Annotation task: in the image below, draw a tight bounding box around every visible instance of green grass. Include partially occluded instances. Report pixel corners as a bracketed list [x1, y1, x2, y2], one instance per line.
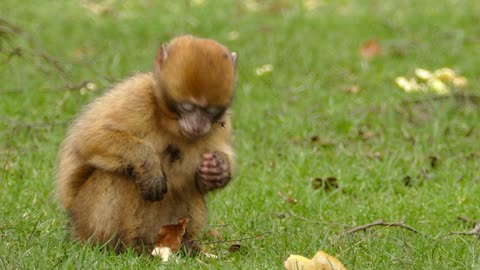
[1, 0, 480, 269]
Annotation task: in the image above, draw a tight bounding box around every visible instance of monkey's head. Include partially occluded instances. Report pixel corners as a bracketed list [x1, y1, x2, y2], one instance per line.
[153, 35, 237, 139]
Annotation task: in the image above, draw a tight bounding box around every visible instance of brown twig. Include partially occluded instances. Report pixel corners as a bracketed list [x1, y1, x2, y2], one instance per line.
[343, 219, 424, 236]
[20, 47, 71, 81]
[201, 231, 271, 245]
[0, 18, 71, 82]
[457, 216, 480, 226]
[448, 223, 480, 237]
[1, 127, 16, 184]
[207, 223, 231, 228]
[335, 219, 427, 258]
[277, 191, 298, 204]
[287, 210, 349, 228]
[0, 17, 24, 35]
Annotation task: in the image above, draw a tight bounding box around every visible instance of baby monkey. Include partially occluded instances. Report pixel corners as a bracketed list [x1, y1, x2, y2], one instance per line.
[56, 35, 237, 253]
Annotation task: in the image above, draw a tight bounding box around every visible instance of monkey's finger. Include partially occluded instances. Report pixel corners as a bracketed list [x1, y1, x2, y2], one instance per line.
[203, 153, 215, 160]
[217, 161, 228, 172]
[214, 178, 228, 188]
[200, 177, 218, 188]
[201, 173, 228, 182]
[202, 159, 217, 168]
[199, 166, 220, 175]
[209, 177, 229, 188]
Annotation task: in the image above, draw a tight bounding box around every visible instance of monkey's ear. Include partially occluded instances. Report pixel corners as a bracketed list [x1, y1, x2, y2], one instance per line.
[154, 43, 169, 77]
[155, 44, 169, 67]
[231, 52, 238, 67]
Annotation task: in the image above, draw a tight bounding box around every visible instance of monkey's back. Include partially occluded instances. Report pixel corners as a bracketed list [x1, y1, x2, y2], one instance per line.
[56, 73, 158, 209]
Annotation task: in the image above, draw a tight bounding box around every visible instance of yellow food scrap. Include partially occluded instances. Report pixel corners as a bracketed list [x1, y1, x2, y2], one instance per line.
[395, 67, 467, 95]
[284, 251, 347, 270]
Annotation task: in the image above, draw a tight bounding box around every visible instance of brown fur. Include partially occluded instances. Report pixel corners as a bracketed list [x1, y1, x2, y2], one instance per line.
[56, 35, 236, 254]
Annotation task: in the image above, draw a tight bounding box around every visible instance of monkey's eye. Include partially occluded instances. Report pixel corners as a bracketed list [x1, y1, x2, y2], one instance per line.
[206, 107, 226, 121]
[179, 103, 195, 112]
[206, 107, 221, 116]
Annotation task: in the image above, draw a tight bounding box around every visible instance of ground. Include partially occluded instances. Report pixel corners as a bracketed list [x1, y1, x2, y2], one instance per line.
[1, 1, 480, 269]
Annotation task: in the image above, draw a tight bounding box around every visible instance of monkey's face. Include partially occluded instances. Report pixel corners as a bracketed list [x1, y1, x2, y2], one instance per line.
[154, 36, 237, 139]
[163, 94, 228, 138]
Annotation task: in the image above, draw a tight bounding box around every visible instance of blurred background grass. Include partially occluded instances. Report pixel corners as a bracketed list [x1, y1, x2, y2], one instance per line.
[1, 1, 480, 269]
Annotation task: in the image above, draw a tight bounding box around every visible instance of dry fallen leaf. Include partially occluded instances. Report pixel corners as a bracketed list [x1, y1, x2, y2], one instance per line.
[284, 250, 348, 270]
[81, 0, 113, 15]
[342, 85, 361, 94]
[359, 39, 382, 60]
[310, 135, 336, 147]
[359, 129, 375, 140]
[311, 135, 321, 142]
[403, 175, 413, 187]
[366, 151, 382, 160]
[277, 191, 298, 204]
[152, 218, 189, 261]
[311, 177, 339, 191]
[429, 155, 439, 168]
[228, 244, 242, 253]
[71, 46, 97, 59]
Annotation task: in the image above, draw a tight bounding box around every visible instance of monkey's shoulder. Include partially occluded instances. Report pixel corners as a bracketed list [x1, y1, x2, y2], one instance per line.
[94, 73, 156, 113]
[72, 73, 157, 129]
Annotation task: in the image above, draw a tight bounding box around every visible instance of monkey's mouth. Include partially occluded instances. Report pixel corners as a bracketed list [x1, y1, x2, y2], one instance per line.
[179, 129, 209, 139]
[178, 120, 211, 139]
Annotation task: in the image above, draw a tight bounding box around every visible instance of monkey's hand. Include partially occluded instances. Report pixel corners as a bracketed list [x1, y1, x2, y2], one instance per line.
[197, 152, 231, 192]
[133, 156, 168, 201]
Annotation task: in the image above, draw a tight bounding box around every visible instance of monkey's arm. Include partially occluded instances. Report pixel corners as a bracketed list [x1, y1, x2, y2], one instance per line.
[75, 125, 167, 201]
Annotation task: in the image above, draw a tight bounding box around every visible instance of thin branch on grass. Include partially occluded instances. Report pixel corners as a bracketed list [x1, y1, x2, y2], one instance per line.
[27, 216, 42, 243]
[201, 231, 271, 245]
[13, 47, 71, 82]
[0, 17, 72, 82]
[447, 223, 480, 237]
[207, 223, 232, 228]
[287, 210, 349, 228]
[343, 219, 424, 236]
[436, 218, 480, 239]
[335, 219, 427, 258]
[0, 17, 24, 35]
[1, 127, 16, 185]
[457, 216, 480, 225]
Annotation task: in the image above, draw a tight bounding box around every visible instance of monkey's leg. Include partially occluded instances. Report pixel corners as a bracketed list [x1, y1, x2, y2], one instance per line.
[77, 126, 167, 201]
[69, 170, 148, 251]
